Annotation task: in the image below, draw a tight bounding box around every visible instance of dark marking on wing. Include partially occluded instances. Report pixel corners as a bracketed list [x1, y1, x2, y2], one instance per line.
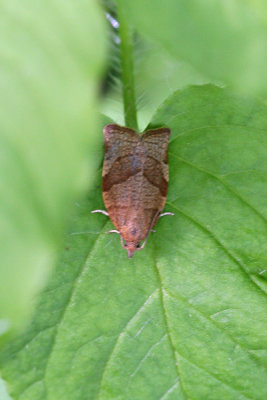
[143, 156, 168, 196]
[103, 155, 142, 192]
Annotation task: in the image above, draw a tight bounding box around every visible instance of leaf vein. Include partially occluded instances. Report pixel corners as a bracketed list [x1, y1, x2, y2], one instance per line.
[40, 221, 110, 394]
[18, 379, 43, 400]
[170, 153, 267, 226]
[130, 334, 168, 378]
[152, 252, 191, 400]
[168, 123, 267, 145]
[167, 202, 267, 297]
[96, 288, 159, 399]
[176, 352, 254, 400]
[159, 380, 179, 400]
[164, 288, 256, 356]
[13, 326, 56, 358]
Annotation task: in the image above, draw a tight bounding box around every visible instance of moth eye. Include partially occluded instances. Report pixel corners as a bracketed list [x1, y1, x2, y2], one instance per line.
[136, 243, 141, 248]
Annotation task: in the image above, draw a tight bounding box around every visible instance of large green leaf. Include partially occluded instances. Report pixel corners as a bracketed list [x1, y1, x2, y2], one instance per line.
[1, 85, 267, 399]
[119, 0, 267, 95]
[0, 1, 106, 329]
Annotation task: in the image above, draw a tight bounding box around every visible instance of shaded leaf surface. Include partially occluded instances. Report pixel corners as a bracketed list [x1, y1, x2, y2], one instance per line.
[0, 0, 106, 328]
[1, 85, 267, 399]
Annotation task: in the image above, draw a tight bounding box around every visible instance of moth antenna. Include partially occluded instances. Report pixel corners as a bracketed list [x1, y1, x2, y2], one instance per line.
[159, 212, 175, 218]
[91, 209, 109, 216]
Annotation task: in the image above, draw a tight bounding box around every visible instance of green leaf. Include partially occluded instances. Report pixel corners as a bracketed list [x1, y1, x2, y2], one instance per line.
[1, 85, 267, 399]
[0, 1, 106, 329]
[120, 0, 267, 95]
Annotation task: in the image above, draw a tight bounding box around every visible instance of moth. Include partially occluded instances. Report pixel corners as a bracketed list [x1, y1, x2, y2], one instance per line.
[92, 124, 173, 258]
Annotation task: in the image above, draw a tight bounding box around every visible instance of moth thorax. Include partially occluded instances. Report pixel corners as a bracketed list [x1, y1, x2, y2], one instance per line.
[121, 222, 142, 242]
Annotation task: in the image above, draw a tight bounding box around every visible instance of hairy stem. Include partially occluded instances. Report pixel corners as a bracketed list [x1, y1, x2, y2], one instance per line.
[117, 2, 138, 131]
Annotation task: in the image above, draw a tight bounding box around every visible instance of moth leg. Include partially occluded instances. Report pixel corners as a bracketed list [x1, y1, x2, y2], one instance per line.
[106, 230, 120, 235]
[91, 209, 109, 216]
[151, 229, 156, 233]
[137, 240, 147, 250]
[159, 212, 175, 218]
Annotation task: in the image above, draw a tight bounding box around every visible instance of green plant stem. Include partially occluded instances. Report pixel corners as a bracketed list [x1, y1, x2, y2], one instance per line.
[117, 2, 138, 131]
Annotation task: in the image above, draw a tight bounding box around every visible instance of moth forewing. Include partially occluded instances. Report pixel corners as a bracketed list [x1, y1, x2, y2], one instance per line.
[96, 124, 171, 258]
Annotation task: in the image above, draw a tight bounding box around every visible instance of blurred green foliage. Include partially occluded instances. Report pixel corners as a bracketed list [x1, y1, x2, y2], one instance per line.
[102, 37, 211, 131]
[0, 1, 106, 330]
[1, 0, 267, 399]
[0, 376, 12, 400]
[122, 0, 267, 96]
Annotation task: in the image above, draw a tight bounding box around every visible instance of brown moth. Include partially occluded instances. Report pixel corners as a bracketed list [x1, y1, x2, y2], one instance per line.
[92, 124, 173, 258]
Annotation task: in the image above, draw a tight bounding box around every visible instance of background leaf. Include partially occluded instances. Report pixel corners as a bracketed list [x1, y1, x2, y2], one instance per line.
[0, 0, 106, 330]
[1, 85, 267, 399]
[101, 32, 210, 131]
[0, 377, 12, 400]
[119, 0, 267, 96]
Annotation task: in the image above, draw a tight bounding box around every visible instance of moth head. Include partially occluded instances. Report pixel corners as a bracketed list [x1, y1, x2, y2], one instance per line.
[124, 241, 140, 259]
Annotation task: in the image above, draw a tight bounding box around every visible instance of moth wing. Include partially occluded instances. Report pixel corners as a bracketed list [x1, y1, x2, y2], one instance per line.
[142, 127, 170, 164]
[141, 128, 171, 224]
[103, 124, 139, 161]
[102, 124, 140, 230]
[102, 124, 140, 189]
